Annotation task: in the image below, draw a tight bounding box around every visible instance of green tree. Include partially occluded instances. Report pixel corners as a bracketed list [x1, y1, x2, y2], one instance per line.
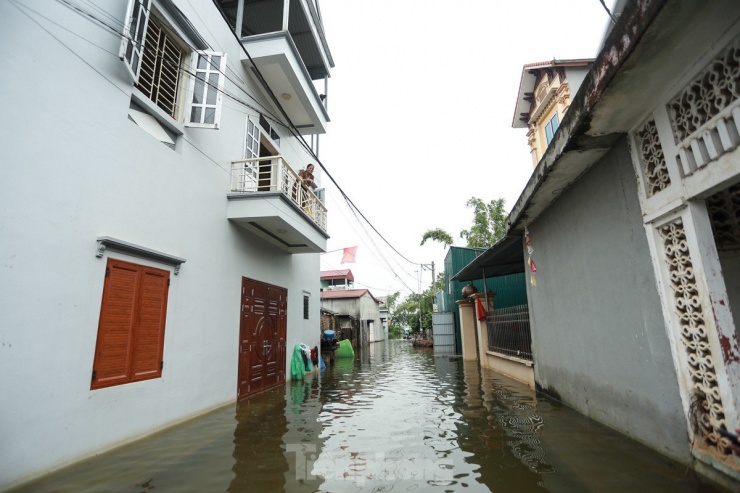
[420, 197, 507, 250]
[459, 197, 507, 248]
[420, 228, 454, 247]
[386, 291, 402, 333]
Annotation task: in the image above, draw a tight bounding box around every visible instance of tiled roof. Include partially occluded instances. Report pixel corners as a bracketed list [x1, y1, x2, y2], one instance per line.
[320, 269, 354, 281]
[320, 288, 379, 303]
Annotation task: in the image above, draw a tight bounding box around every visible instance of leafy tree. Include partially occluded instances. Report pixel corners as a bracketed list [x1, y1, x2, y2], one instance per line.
[420, 228, 454, 247]
[420, 197, 507, 250]
[386, 291, 402, 332]
[394, 292, 433, 333]
[459, 197, 507, 248]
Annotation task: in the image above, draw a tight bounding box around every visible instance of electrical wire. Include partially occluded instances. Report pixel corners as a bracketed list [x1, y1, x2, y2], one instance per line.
[208, 0, 425, 268]
[19, 0, 426, 285]
[9, 0, 322, 241]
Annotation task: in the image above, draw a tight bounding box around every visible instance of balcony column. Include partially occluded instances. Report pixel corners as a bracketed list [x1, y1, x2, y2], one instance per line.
[282, 0, 290, 31]
[235, 0, 244, 38]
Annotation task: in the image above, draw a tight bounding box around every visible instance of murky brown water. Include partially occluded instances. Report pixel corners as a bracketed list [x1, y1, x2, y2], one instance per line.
[12, 340, 732, 492]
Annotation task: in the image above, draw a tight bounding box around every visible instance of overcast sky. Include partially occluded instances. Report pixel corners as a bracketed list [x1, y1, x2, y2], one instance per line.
[315, 0, 613, 298]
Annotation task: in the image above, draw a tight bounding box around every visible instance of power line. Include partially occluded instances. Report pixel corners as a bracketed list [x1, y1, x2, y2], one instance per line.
[209, 0, 425, 267]
[26, 0, 425, 274]
[10, 0, 325, 241]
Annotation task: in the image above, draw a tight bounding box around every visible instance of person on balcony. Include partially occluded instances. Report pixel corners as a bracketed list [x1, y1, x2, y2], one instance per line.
[298, 164, 315, 189]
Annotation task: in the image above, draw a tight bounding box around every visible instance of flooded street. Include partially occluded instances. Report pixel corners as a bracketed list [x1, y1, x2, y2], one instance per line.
[14, 340, 731, 492]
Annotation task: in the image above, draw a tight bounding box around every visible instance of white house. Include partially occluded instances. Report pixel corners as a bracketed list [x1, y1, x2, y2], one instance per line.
[0, 0, 334, 488]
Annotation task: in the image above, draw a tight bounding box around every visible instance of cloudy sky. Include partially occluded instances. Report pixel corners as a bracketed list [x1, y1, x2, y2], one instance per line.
[315, 0, 613, 298]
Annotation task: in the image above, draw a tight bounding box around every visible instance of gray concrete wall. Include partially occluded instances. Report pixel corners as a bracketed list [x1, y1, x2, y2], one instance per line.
[526, 139, 689, 462]
[359, 294, 382, 342]
[321, 298, 361, 319]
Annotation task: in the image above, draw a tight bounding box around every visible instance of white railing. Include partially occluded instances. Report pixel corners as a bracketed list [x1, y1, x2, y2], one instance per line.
[230, 156, 327, 231]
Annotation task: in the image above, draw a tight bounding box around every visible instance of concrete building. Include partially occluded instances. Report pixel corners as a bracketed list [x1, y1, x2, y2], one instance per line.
[321, 289, 383, 344]
[0, 0, 334, 488]
[320, 268, 355, 290]
[377, 296, 389, 336]
[455, 0, 740, 485]
[513, 59, 593, 167]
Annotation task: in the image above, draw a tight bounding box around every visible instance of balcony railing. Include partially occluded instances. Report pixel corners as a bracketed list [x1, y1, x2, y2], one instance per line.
[230, 156, 327, 231]
[486, 304, 533, 361]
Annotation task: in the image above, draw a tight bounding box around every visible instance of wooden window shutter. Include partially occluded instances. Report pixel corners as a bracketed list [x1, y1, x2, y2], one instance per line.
[131, 267, 169, 381]
[92, 259, 169, 390]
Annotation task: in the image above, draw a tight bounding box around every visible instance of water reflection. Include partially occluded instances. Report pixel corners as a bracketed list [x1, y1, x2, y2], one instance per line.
[11, 340, 733, 492]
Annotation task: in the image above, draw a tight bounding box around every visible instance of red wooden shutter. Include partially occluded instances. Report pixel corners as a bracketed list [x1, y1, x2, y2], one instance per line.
[131, 267, 169, 381]
[92, 259, 169, 390]
[92, 260, 139, 389]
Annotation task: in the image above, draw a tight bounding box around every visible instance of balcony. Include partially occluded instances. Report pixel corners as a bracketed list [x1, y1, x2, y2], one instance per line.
[217, 0, 334, 135]
[227, 156, 328, 254]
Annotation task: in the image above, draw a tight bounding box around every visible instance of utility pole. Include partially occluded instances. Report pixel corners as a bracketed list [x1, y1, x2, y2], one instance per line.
[417, 269, 422, 334]
[431, 261, 436, 301]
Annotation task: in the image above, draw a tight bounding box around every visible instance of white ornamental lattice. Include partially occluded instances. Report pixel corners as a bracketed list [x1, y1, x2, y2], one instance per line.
[635, 118, 671, 197]
[658, 219, 731, 454]
[667, 36, 740, 175]
[669, 37, 740, 142]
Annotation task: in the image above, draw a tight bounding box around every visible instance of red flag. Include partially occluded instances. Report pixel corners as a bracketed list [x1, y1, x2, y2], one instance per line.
[341, 246, 358, 264]
[475, 297, 487, 321]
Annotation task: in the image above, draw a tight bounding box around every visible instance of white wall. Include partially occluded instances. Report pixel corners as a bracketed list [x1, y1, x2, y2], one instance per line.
[359, 294, 383, 342]
[0, 0, 321, 487]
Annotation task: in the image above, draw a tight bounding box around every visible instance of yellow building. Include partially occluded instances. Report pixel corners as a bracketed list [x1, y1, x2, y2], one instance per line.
[512, 59, 593, 167]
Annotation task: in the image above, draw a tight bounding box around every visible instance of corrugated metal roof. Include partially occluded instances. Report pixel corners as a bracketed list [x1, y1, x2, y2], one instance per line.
[452, 235, 525, 282]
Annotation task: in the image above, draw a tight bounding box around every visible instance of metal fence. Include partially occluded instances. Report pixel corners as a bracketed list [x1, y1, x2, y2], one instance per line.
[486, 304, 532, 361]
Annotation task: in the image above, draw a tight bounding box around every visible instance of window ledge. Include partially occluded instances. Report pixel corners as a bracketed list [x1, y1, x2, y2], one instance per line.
[130, 90, 185, 136]
[96, 236, 186, 274]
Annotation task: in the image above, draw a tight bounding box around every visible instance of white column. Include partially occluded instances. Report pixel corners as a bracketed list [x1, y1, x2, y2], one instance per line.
[282, 0, 290, 31]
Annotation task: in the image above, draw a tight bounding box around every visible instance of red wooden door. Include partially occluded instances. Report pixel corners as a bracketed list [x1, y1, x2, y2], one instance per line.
[238, 278, 287, 399]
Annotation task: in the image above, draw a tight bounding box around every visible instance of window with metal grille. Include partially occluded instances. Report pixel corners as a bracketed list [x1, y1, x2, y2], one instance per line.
[136, 16, 183, 118]
[303, 294, 309, 320]
[119, 0, 226, 140]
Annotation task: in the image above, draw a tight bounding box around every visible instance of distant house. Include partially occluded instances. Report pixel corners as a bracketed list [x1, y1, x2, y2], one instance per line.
[321, 289, 383, 344]
[512, 59, 593, 167]
[455, 0, 740, 484]
[320, 269, 355, 290]
[377, 296, 390, 336]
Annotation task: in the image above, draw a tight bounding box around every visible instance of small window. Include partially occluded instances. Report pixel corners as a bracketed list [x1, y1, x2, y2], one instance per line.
[545, 113, 560, 145]
[259, 114, 281, 146]
[91, 259, 170, 390]
[303, 294, 310, 320]
[187, 52, 227, 128]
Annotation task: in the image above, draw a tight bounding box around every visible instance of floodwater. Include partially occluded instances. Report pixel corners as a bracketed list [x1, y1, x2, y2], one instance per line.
[12, 340, 733, 492]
